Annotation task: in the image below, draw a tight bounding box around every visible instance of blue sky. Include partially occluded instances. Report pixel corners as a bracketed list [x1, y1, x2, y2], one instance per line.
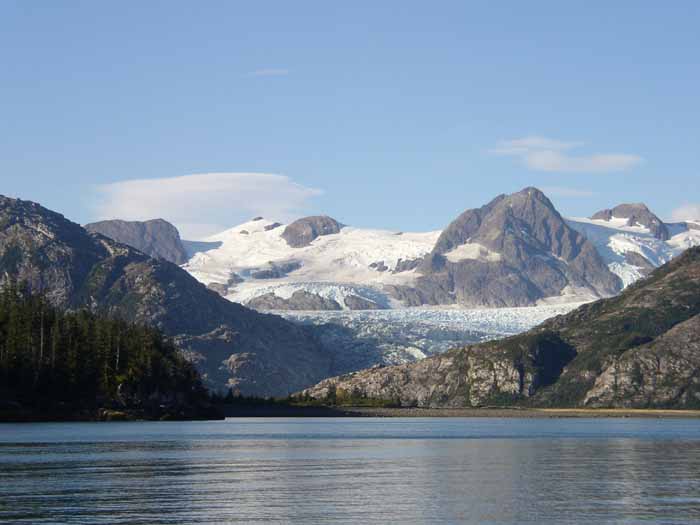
[1, 1, 699, 238]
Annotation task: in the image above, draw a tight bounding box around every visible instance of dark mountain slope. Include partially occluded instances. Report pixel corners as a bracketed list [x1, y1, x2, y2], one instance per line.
[0, 196, 331, 396]
[303, 246, 700, 409]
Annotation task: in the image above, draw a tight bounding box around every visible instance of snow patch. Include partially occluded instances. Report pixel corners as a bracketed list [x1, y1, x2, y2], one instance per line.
[445, 242, 502, 262]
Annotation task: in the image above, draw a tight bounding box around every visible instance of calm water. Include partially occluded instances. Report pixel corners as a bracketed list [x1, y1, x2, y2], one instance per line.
[1, 418, 700, 524]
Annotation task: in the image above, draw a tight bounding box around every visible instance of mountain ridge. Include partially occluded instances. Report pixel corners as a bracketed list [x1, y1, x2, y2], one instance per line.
[180, 187, 700, 312]
[0, 195, 331, 397]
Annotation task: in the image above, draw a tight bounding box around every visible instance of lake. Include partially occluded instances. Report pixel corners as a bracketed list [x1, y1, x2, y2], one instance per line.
[1, 418, 700, 524]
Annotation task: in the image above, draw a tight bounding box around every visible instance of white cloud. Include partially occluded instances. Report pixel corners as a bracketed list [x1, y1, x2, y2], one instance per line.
[490, 135, 643, 173]
[489, 136, 582, 155]
[92, 172, 323, 239]
[671, 203, 700, 222]
[247, 68, 290, 77]
[540, 186, 595, 198]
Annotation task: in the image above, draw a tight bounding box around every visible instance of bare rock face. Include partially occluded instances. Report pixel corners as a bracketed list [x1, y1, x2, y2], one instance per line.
[303, 246, 700, 409]
[281, 216, 343, 248]
[392, 258, 422, 273]
[250, 261, 302, 279]
[390, 187, 621, 307]
[624, 251, 655, 274]
[85, 219, 189, 265]
[583, 314, 700, 407]
[247, 291, 342, 311]
[0, 195, 331, 397]
[343, 295, 384, 310]
[591, 203, 670, 240]
[304, 352, 469, 407]
[369, 261, 388, 272]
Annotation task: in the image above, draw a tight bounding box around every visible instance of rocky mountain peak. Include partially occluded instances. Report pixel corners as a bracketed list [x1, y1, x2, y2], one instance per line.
[281, 215, 344, 248]
[590, 203, 669, 240]
[391, 187, 622, 308]
[85, 218, 189, 265]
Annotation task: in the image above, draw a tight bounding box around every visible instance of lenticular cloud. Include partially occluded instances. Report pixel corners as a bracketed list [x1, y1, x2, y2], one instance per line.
[92, 172, 323, 239]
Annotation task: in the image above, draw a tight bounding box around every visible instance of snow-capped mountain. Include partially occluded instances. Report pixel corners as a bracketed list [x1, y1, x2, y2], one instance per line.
[183, 215, 440, 310]
[182, 191, 700, 312]
[568, 204, 700, 287]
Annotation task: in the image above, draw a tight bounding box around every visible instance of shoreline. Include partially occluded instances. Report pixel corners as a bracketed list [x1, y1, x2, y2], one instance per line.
[332, 407, 700, 418]
[4, 406, 700, 422]
[219, 405, 700, 419]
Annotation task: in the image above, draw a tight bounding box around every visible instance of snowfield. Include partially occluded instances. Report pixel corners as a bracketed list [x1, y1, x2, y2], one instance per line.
[567, 217, 700, 287]
[182, 215, 700, 310]
[183, 217, 440, 308]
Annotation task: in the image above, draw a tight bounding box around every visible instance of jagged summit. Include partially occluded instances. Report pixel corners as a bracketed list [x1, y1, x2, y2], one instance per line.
[432, 186, 571, 257]
[389, 186, 622, 307]
[590, 202, 669, 240]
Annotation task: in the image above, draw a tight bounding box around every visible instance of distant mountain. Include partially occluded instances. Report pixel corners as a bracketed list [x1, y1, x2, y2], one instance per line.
[302, 246, 700, 409]
[0, 196, 331, 397]
[568, 204, 700, 287]
[85, 218, 188, 265]
[388, 187, 622, 307]
[182, 188, 700, 312]
[590, 203, 669, 240]
[183, 215, 440, 310]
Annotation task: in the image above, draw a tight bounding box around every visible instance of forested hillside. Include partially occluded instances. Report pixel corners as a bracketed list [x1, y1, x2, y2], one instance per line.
[0, 282, 214, 420]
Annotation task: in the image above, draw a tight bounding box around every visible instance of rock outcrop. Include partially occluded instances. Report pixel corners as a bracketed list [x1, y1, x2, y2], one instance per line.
[250, 261, 302, 279]
[343, 295, 384, 310]
[583, 314, 700, 407]
[303, 246, 700, 409]
[85, 218, 189, 264]
[247, 290, 342, 311]
[591, 203, 670, 240]
[281, 216, 343, 248]
[389, 187, 621, 307]
[0, 196, 331, 397]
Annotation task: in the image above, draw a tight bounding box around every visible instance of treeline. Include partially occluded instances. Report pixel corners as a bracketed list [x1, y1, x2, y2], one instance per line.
[0, 282, 208, 414]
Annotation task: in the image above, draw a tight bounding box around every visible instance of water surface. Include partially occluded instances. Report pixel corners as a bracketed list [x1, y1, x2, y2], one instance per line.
[1, 418, 699, 524]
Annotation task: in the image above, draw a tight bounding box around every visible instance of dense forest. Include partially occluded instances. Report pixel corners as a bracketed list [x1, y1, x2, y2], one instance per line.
[0, 281, 214, 420]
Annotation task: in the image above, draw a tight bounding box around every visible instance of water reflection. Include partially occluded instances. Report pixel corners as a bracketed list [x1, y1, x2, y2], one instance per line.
[1, 418, 700, 524]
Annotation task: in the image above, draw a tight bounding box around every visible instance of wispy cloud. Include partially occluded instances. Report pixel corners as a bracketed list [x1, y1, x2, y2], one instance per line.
[671, 203, 700, 222]
[489, 136, 583, 155]
[490, 135, 643, 173]
[540, 186, 595, 198]
[246, 68, 290, 77]
[91, 173, 322, 239]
